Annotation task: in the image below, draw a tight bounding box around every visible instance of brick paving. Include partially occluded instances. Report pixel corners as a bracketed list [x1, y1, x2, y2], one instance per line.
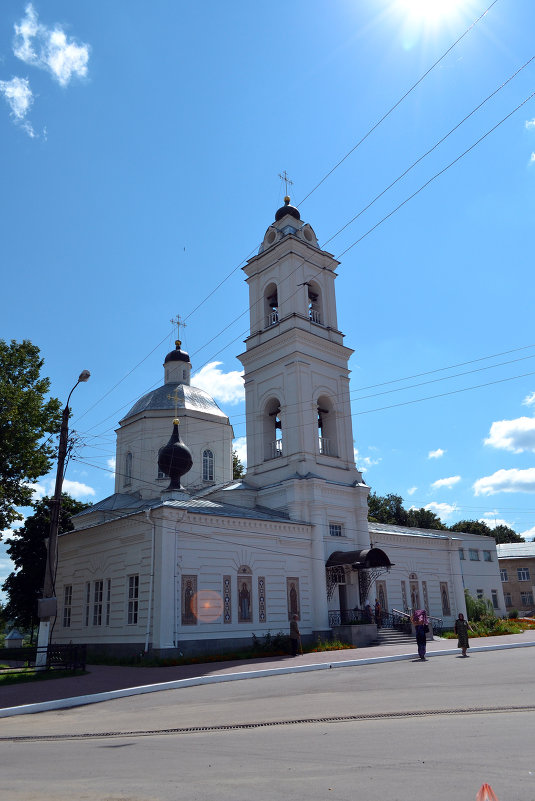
[1, 630, 534, 712]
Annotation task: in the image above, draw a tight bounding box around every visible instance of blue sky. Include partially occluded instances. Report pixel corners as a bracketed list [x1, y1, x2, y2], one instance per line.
[2, 0, 535, 599]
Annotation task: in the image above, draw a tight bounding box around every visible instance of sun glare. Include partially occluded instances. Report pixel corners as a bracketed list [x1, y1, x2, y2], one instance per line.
[397, 0, 464, 24]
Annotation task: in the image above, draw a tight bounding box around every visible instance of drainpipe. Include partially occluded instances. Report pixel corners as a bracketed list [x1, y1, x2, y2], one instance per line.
[144, 508, 156, 653]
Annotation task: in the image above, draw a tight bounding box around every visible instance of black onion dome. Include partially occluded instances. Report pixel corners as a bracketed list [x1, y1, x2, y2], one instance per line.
[158, 421, 193, 490]
[164, 340, 190, 364]
[275, 195, 300, 222]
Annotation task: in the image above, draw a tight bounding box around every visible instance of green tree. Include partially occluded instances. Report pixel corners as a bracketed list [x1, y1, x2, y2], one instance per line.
[2, 494, 91, 632]
[406, 507, 446, 530]
[450, 519, 523, 544]
[0, 339, 62, 531]
[367, 492, 408, 525]
[232, 450, 245, 479]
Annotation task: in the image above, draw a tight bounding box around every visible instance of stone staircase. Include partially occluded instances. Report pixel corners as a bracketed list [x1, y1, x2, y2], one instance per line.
[373, 626, 415, 647]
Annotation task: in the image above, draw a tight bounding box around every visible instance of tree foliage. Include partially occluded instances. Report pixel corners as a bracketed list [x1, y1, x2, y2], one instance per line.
[369, 494, 522, 541]
[2, 494, 91, 631]
[232, 450, 245, 480]
[0, 339, 62, 530]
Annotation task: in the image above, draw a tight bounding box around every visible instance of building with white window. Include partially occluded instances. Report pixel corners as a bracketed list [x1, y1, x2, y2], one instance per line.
[497, 542, 535, 615]
[53, 197, 505, 657]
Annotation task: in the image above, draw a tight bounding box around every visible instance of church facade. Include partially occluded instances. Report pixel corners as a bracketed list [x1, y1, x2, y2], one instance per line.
[54, 198, 505, 656]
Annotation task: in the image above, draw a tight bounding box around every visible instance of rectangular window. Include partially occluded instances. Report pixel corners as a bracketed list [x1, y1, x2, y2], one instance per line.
[476, 588, 484, 600]
[84, 582, 91, 626]
[440, 582, 451, 616]
[469, 549, 480, 561]
[329, 523, 343, 537]
[63, 585, 72, 628]
[128, 574, 139, 625]
[517, 567, 531, 581]
[105, 579, 111, 627]
[504, 593, 512, 608]
[500, 569, 508, 582]
[93, 580, 103, 626]
[521, 591, 534, 606]
[459, 549, 465, 560]
[491, 590, 499, 610]
[483, 551, 492, 562]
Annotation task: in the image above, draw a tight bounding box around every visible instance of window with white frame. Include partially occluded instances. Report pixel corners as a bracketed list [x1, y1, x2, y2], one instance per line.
[491, 590, 499, 609]
[93, 580, 103, 626]
[483, 551, 492, 562]
[521, 591, 534, 606]
[202, 449, 214, 481]
[504, 592, 512, 608]
[105, 579, 111, 626]
[469, 549, 480, 561]
[476, 588, 484, 600]
[84, 582, 91, 626]
[500, 568, 508, 582]
[63, 585, 72, 628]
[459, 548, 465, 560]
[128, 574, 139, 625]
[517, 567, 531, 581]
[329, 523, 343, 537]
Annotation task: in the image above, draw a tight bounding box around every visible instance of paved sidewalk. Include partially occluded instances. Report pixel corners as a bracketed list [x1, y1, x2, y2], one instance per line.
[2, 630, 534, 716]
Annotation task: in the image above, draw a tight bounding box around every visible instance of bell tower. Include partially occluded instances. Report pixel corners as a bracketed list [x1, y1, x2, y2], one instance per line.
[238, 197, 362, 489]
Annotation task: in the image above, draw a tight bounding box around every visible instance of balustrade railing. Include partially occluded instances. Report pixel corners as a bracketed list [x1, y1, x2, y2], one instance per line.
[270, 440, 283, 459]
[266, 311, 279, 327]
[328, 608, 443, 635]
[309, 309, 321, 324]
[318, 437, 330, 455]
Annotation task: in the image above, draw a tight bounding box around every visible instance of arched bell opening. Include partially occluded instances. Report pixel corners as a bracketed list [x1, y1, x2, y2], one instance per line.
[263, 397, 283, 460]
[317, 395, 338, 457]
[264, 282, 279, 328]
[307, 280, 323, 325]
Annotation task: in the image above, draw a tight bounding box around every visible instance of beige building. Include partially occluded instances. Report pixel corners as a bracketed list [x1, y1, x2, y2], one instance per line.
[497, 542, 535, 615]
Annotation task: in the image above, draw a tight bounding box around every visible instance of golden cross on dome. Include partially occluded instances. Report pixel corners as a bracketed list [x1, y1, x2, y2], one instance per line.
[170, 313, 186, 344]
[167, 386, 181, 424]
[278, 170, 293, 196]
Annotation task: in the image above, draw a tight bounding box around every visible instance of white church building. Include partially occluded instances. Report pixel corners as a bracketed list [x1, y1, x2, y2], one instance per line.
[54, 198, 505, 656]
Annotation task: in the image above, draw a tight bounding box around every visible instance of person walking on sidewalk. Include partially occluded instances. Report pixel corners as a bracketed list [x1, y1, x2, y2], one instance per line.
[411, 609, 429, 661]
[289, 614, 301, 657]
[455, 612, 471, 657]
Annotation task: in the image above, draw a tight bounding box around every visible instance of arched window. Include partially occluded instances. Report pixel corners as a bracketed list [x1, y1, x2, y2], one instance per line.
[202, 449, 214, 481]
[317, 395, 338, 457]
[124, 452, 132, 486]
[264, 282, 279, 328]
[264, 397, 283, 460]
[308, 281, 323, 325]
[238, 566, 252, 623]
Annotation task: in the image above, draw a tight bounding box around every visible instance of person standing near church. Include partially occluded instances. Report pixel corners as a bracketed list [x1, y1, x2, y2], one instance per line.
[411, 609, 428, 661]
[289, 614, 301, 657]
[374, 598, 382, 629]
[454, 612, 470, 657]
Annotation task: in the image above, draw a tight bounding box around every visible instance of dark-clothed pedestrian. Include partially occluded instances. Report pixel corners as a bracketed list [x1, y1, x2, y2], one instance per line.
[454, 612, 470, 657]
[289, 614, 301, 657]
[411, 609, 429, 661]
[374, 598, 382, 629]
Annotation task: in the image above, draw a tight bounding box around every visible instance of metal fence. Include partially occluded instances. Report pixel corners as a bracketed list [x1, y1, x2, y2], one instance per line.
[0, 643, 86, 675]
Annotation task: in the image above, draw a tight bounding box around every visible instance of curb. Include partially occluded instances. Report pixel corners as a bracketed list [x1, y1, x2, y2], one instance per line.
[2, 639, 534, 719]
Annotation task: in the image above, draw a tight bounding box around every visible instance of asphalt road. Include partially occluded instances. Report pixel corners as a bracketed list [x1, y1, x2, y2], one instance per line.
[1, 648, 534, 801]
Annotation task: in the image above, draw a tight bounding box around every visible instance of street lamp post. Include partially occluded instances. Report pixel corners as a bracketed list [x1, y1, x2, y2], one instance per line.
[36, 370, 90, 667]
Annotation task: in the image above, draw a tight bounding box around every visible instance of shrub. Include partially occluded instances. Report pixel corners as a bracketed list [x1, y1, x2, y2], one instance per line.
[509, 609, 519, 619]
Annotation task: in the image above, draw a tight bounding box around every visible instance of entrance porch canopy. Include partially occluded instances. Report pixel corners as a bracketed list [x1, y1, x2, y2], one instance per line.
[326, 547, 393, 570]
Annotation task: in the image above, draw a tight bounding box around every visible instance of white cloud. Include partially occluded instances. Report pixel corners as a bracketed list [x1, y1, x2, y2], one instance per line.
[233, 437, 247, 469]
[191, 362, 244, 405]
[423, 501, 458, 519]
[519, 525, 535, 541]
[523, 392, 535, 407]
[107, 457, 116, 479]
[407, 486, 418, 496]
[531, 153, 535, 164]
[354, 447, 381, 473]
[25, 481, 47, 500]
[431, 475, 461, 490]
[484, 417, 535, 454]
[13, 4, 90, 87]
[526, 119, 535, 129]
[61, 479, 96, 499]
[0, 76, 36, 136]
[479, 515, 516, 530]
[473, 467, 535, 496]
[428, 448, 445, 459]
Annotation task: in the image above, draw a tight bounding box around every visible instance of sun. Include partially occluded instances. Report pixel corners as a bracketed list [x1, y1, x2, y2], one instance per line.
[396, 0, 466, 24]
